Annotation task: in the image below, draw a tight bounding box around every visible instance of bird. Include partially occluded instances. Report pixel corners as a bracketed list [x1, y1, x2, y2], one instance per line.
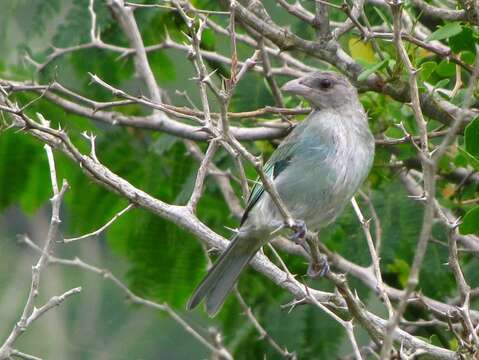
[187, 71, 375, 316]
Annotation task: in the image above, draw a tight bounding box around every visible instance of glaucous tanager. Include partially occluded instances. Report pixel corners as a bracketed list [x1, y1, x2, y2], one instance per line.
[187, 71, 375, 316]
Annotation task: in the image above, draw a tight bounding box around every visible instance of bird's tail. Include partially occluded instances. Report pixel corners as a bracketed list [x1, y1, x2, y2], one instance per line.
[187, 234, 260, 316]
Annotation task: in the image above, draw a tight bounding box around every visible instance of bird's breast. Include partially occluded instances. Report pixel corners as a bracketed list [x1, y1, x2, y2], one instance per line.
[242, 110, 374, 236]
[275, 122, 374, 230]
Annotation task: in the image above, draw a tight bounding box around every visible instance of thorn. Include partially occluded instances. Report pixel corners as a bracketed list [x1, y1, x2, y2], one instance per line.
[180, 31, 192, 42]
[451, 218, 461, 229]
[163, 25, 171, 42]
[270, 223, 285, 235]
[224, 226, 239, 233]
[204, 68, 219, 83]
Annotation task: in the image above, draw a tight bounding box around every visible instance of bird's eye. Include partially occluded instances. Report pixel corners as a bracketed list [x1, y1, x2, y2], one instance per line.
[318, 79, 332, 90]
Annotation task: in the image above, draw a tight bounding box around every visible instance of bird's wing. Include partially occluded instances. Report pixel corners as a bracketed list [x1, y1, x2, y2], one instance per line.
[239, 121, 308, 225]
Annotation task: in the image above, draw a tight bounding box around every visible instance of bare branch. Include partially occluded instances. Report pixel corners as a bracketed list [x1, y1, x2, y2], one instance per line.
[333, 0, 365, 39]
[410, 0, 474, 23]
[3, 107, 458, 359]
[380, 3, 437, 356]
[9, 349, 43, 360]
[234, 288, 296, 359]
[3, 2, 479, 357]
[21, 237, 233, 360]
[0, 131, 80, 360]
[63, 203, 134, 243]
[106, 0, 164, 103]
[184, 140, 243, 218]
[351, 197, 393, 317]
[187, 140, 219, 212]
[259, 39, 286, 109]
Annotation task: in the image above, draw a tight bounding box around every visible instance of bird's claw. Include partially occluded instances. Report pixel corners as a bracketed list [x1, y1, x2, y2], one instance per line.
[289, 220, 329, 278]
[307, 254, 329, 278]
[290, 220, 307, 243]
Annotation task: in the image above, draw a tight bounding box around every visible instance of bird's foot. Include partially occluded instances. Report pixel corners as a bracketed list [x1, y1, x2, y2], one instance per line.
[307, 254, 329, 278]
[304, 233, 329, 278]
[289, 221, 329, 278]
[290, 220, 307, 243]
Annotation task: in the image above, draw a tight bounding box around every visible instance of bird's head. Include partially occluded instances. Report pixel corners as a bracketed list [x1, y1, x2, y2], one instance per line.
[281, 71, 359, 110]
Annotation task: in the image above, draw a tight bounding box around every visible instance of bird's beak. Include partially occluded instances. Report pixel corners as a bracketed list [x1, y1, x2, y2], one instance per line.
[281, 77, 310, 95]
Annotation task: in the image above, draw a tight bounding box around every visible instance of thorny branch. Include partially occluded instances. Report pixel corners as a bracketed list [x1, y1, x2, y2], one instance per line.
[234, 287, 296, 359]
[0, 97, 458, 359]
[63, 203, 134, 243]
[1, 0, 479, 358]
[351, 197, 393, 317]
[0, 135, 81, 360]
[20, 236, 233, 360]
[379, 2, 437, 357]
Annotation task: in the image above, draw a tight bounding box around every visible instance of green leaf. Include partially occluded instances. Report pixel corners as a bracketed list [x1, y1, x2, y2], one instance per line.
[357, 58, 389, 81]
[457, 147, 479, 171]
[426, 22, 463, 42]
[465, 116, 479, 157]
[435, 60, 455, 77]
[459, 206, 479, 234]
[449, 26, 475, 53]
[461, 50, 476, 64]
[373, 7, 392, 30]
[434, 78, 450, 89]
[387, 259, 410, 288]
[231, 72, 274, 111]
[449, 338, 459, 351]
[419, 61, 437, 81]
[151, 134, 178, 156]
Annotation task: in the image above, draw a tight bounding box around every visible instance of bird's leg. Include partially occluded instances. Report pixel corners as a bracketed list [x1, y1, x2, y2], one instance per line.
[305, 232, 329, 278]
[290, 220, 311, 267]
[290, 219, 307, 243]
[289, 221, 329, 277]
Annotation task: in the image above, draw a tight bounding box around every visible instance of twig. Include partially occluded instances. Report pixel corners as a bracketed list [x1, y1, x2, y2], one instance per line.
[375, 129, 449, 146]
[184, 140, 243, 218]
[174, 0, 296, 229]
[351, 197, 393, 317]
[187, 16, 215, 128]
[107, 0, 164, 103]
[306, 280, 364, 360]
[315, 0, 331, 40]
[0, 137, 80, 360]
[187, 139, 219, 212]
[10, 349, 43, 360]
[380, 2, 437, 357]
[88, 73, 204, 124]
[369, 31, 473, 73]
[410, 0, 472, 23]
[266, 243, 298, 282]
[234, 288, 296, 359]
[358, 190, 383, 253]
[269, 243, 366, 360]
[124, 1, 230, 15]
[448, 231, 479, 348]
[3, 2, 477, 357]
[333, 0, 365, 39]
[1, 103, 458, 359]
[259, 39, 286, 109]
[63, 203, 134, 243]
[21, 236, 232, 360]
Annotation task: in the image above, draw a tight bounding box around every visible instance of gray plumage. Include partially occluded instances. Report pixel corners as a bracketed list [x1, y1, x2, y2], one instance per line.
[187, 71, 375, 316]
